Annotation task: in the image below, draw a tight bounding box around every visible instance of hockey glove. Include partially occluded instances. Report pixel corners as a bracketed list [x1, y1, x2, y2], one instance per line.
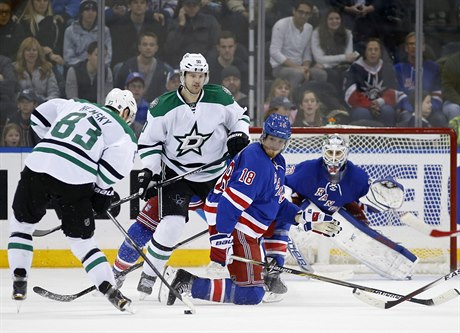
[361, 176, 405, 212]
[138, 169, 161, 201]
[210, 232, 234, 266]
[297, 204, 342, 237]
[227, 132, 250, 158]
[91, 185, 114, 214]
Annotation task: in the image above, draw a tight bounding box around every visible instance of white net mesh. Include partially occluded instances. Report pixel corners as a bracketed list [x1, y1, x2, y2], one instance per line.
[251, 127, 457, 274]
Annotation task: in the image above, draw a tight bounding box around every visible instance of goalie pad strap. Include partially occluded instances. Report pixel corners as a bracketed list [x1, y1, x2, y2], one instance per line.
[331, 209, 418, 280]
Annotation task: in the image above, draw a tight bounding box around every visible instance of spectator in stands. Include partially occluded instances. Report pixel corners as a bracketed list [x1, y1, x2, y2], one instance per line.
[292, 90, 325, 127]
[165, 68, 180, 91]
[163, 0, 220, 66]
[7, 89, 38, 147]
[343, 38, 400, 126]
[63, 0, 112, 67]
[269, 0, 326, 90]
[0, 0, 27, 60]
[0, 54, 18, 130]
[402, 92, 433, 127]
[108, 0, 166, 67]
[395, 32, 447, 127]
[264, 78, 297, 123]
[14, 37, 60, 102]
[207, 30, 248, 93]
[329, 0, 380, 47]
[263, 96, 295, 122]
[221, 65, 248, 110]
[65, 41, 113, 102]
[1, 122, 23, 147]
[311, 7, 358, 95]
[441, 52, 460, 121]
[124, 71, 149, 137]
[52, 0, 80, 27]
[218, 1, 249, 50]
[115, 31, 170, 102]
[18, 0, 65, 66]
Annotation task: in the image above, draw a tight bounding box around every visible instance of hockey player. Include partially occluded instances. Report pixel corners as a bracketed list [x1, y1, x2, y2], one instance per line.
[162, 114, 342, 306]
[263, 134, 416, 301]
[7, 88, 138, 312]
[113, 52, 251, 298]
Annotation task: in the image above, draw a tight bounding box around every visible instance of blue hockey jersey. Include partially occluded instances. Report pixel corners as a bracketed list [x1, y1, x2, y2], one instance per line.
[205, 142, 300, 238]
[286, 158, 370, 213]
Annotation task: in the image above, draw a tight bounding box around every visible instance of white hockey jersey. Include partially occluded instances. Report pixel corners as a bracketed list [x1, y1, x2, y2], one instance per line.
[27, 98, 138, 189]
[138, 84, 250, 182]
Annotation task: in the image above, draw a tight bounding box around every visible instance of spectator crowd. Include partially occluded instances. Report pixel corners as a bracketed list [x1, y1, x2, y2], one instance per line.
[2, 0, 460, 146]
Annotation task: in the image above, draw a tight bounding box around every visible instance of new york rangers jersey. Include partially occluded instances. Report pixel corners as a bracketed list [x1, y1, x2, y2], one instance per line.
[138, 84, 250, 182]
[27, 98, 137, 189]
[286, 158, 370, 213]
[205, 143, 300, 238]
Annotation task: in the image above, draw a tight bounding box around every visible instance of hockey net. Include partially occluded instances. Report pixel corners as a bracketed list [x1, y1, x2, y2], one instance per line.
[250, 127, 458, 275]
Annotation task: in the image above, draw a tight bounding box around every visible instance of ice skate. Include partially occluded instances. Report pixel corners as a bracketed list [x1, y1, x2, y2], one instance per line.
[263, 270, 287, 303]
[137, 272, 157, 300]
[166, 268, 196, 306]
[99, 281, 133, 313]
[12, 268, 27, 301]
[113, 268, 126, 289]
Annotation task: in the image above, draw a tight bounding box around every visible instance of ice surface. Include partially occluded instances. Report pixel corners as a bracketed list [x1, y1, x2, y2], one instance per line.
[1, 267, 459, 333]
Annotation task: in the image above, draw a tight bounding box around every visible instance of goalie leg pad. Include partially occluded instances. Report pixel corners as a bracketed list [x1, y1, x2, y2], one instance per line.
[331, 209, 418, 280]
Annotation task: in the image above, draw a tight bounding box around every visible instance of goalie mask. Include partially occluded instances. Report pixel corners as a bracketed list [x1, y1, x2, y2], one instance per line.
[179, 53, 209, 85]
[322, 134, 349, 183]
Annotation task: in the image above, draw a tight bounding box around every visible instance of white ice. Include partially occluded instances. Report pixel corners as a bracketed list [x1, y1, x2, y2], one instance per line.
[1, 267, 459, 333]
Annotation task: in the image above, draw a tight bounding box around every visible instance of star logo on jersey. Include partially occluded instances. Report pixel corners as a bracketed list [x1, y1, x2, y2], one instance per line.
[174, 122, 212, 157]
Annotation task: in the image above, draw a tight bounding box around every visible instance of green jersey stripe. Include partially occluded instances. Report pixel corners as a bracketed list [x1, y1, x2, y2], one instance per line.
[8, 243, 33, 252]
[34, 147, 97, 175]
[84, 256, 108, 272]
[147, 246, 170, 260]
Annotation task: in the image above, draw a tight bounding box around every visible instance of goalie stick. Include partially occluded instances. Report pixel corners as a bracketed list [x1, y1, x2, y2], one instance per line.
[400, 212, 460, 238]
[231, 255, 459, 307]
[353, 268, 460, 309]
[32, 192, 141, 237]
[33, 229, 209, 302]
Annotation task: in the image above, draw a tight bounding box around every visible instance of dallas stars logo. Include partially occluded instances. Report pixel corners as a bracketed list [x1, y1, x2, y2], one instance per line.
[174, 122, 212, 157]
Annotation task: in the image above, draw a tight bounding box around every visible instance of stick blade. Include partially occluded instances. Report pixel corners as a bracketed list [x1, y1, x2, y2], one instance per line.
[352, 288, 386, 309]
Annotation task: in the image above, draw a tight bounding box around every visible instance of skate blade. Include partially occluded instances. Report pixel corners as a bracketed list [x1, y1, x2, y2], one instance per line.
[262, 292, 284, 303]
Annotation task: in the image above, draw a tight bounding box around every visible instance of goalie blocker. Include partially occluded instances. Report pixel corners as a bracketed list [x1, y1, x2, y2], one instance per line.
[331, 208, 418, 280]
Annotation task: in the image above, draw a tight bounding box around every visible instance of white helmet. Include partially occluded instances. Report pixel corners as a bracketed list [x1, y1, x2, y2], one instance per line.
[104, 88, 137, 125]
[179, 53, 209, 85]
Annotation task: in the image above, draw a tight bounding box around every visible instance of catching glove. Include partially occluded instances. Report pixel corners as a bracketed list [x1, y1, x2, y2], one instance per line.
[297, 203, 342, 237]
[210, 232, 234, 266]
[138, 169, 161, 201]
[91, 185, 114, 214]
[227, 132, 250, 158]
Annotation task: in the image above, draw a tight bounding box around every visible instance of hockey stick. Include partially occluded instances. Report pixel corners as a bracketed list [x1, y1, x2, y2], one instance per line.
[33, 261, 143, 302]
[105, 210, 196, 314]
[400, 212, 460, 237]
[353, 268, 460, 309]
[32, 192, 141, 237]
[287, 236, 314, 273]
[231, 255, 459, 307]
[33, 228, 209, 302]
[154, 153, 230, 190]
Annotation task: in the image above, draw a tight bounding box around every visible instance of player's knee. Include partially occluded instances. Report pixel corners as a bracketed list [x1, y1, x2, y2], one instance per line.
[233, 285, 265, 305]
[9, 216, 35, 235]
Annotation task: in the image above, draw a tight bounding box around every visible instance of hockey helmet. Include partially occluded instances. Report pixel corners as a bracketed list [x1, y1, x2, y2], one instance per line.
[261, 114, 291, 155]
[179, 53, 209, 85]
[105, 88, 137, 125]
[322, 134, 349, 182]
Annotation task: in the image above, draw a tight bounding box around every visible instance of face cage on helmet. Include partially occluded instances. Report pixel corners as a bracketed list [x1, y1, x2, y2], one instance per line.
[322, 146, 348, 175]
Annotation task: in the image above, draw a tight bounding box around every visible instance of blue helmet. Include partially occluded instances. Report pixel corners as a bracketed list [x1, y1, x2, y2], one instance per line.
[262, 114, 291, 140]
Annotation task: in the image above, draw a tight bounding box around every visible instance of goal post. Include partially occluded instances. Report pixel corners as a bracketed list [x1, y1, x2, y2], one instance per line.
[250, 127, 458, 274]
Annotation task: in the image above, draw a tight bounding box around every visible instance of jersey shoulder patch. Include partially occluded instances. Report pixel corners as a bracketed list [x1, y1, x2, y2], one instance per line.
[201, 84, 234, 106]
[149, 90, 184, 117]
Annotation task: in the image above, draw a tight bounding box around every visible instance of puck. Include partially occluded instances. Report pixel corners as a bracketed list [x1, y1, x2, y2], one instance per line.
[184, 310, 193, 315]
